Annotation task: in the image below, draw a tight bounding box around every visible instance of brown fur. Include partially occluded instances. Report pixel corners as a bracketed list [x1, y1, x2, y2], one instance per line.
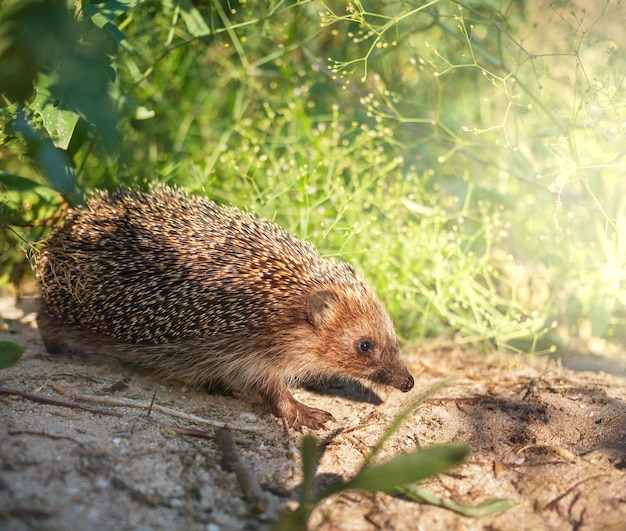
[33, 186, 414, 429]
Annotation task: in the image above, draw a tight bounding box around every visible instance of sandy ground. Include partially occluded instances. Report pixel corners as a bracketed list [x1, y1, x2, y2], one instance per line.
[1, 295, 626, 531]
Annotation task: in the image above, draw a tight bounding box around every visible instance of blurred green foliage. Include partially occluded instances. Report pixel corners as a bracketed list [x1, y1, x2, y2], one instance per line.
[1, 0, 625, 352]
[0, 340, 23, 369]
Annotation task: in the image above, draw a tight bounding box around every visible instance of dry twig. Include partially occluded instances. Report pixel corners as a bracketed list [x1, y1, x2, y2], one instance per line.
[159, 423, 213, 439]
[216, 426, 268, 514]
[47, 381, 263, 433]
[0, 387, 123, 418]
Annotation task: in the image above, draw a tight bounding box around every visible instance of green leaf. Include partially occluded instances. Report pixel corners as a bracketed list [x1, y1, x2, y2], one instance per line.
[300, 436, 319, 508]
[0, 341, 24, 370]
[0, 173, 45, 191]
[397, 484, 513, 517]
[83, 0, 147, 53]
[82, 0, 138, 28]
[14, 110, 81, 205]
[178, 0, 212, 37]
[33, 83, 80, 150]
[332, 445, 469, 496]
[269, 436, 322, 531]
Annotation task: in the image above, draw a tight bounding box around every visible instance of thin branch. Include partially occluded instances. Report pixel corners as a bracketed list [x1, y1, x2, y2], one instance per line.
[47, 382, 263, 433]
[216, 427, 268, 514]
[0, 387, 123, 417]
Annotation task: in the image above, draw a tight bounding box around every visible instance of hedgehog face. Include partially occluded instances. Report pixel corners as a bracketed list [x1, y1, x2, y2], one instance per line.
[349, 334, 414, 392]
[305, 287, 414, 393]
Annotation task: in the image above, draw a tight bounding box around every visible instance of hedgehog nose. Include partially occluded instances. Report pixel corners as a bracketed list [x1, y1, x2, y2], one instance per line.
[400, 375, 414, 393]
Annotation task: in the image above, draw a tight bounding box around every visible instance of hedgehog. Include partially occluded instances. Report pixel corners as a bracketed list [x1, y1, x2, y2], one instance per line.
[34, 185, 414, 429]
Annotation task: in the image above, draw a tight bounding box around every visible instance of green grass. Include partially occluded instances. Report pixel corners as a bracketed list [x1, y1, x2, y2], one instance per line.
[1, 0, 625, 352]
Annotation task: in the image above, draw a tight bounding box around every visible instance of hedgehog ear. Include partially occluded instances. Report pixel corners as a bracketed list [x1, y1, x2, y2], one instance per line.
[306, 290, 338, 329]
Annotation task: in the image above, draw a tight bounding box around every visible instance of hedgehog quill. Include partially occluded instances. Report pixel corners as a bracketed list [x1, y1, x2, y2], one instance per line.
[34, 186, 414, 429]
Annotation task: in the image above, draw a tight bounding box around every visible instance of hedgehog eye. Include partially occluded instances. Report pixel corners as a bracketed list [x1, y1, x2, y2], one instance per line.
[356, 338, 374, 356]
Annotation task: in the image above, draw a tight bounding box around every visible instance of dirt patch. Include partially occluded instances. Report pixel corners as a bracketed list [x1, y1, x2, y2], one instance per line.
[1, 295, 626, 530]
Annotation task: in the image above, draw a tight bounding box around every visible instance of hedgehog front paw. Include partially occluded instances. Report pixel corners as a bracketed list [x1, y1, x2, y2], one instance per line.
[262, 385, 334, 430]
[288, 403, 335, 431]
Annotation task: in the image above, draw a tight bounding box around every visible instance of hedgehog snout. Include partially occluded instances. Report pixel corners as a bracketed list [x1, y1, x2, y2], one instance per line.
[398, 374, 414, 393]
[386, 361, 414, 392]
[366, 360, 414, 392]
